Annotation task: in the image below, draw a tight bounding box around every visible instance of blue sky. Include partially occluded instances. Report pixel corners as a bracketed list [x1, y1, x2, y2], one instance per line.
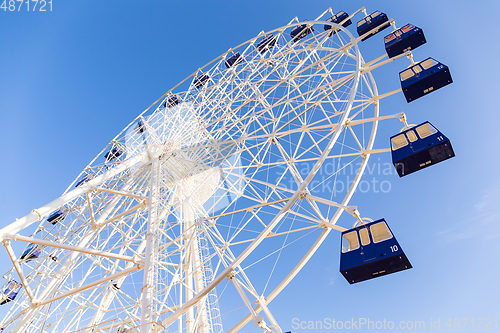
[1, 1, 499, 332]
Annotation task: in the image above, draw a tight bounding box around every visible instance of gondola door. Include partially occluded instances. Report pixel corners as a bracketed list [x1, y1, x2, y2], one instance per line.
[358, 227, 376, 263]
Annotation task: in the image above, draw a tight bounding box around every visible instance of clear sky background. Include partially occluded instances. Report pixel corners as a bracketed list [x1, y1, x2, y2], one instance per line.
[0, 1, 499, 332]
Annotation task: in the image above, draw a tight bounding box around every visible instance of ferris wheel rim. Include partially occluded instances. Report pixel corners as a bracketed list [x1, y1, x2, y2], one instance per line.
[157, 20, 374, 331]
[0, 16, 391, 333]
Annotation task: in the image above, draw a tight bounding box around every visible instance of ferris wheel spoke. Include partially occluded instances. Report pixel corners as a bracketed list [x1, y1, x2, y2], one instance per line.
[4, 235, 141, 264]
[274, 140, 303, 186]
[95, 201, 148, 229]
[305, 128, 334, 158]
[217, 205, 324, 248]
[58, 284, 105, 326]
[285, 63, 353, 115]
[90, 187, 150, 201]
[227, 229, 330, 333]
[165, 195, 320, 325]
[228, 224, 320, 247]
[184, 226, 273, 332]
[346, 99, 374, 121]
[348, 111, 405, 127]
[272, 143, 330, 224]
[310, 47, 353, 93]
[209, 77, 340, 143]
[274, 75, 355, 134]
[362, 51, 409, 75]
[347, 125, 365, 151]
[7, 199, 148, 332]
[202, 224, 289, 327]
[205, 54, 353, 140]
[227, 227, 326, 333]
[360, 73, 376, 99]
[86, 267, 144, 330]
[0, 10, 419, 332]
[293, 129, 335, 161]
[236, 175, 293, 201]
[0, 153, 150, 243]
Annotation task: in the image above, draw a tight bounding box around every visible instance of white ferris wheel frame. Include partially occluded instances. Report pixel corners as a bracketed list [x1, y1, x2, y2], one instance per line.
[0, 6, 418, 333]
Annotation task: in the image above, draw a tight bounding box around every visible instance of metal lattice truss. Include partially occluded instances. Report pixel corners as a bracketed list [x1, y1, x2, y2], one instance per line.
[0, 7, 412, 333]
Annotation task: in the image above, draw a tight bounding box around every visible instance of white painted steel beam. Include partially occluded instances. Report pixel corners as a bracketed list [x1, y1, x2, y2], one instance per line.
[2, 240, 35, 303]
[0, 151, 150, 242]
[5, 234, 143, 264]
[37, 264, 143, 307]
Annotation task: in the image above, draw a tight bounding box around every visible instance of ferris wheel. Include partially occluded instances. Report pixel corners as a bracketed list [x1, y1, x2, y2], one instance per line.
[0, 6, 454, 333]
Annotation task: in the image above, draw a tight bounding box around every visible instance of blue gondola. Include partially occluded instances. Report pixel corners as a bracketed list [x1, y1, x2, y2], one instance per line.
[135, 119, 145, 134]
[75, 173, 92, 187]
[0, 280, 21, 305]
[340, 219, 412, 284]
[390, 121, 455, 177]
[193, 72, 210, 88]
[105, 145, 123, 162]
[163, 95, 181, 108]
[47, 207, 67, 225]
[225, 52, 242, 68]
[384, 24, 426, 58]
[290, 22, 314, 43]
[400, 58, 453, 103]
[256, 34, 276, 54]
[20, 243, 44, 261]
[356, 11, 389, 41]
[323, 11, 352, 36]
